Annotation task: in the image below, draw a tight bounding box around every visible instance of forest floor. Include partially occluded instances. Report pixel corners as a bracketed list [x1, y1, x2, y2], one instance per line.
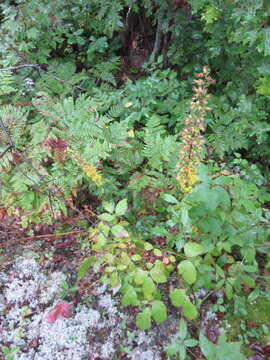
[1, 215, 270, 360]
[0, 215, 181, 360]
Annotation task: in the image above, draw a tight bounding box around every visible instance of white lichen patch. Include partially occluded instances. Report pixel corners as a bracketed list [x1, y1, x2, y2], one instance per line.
[0, 256, 172, 359]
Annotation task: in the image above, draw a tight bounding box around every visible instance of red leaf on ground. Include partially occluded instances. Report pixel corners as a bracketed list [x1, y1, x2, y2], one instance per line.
[47, 310, 59, 323]
[57, 303, 72, 318]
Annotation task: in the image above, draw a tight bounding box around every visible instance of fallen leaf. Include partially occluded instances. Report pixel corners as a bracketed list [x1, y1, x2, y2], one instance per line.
[47, 310, 59, 323]
[57, 303, 72, 318]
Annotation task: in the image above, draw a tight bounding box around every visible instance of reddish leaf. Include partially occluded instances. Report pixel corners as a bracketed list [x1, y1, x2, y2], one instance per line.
[57, 303, 72, 318]
[47, 310, 59, 323]
[263, 345, 270, 356]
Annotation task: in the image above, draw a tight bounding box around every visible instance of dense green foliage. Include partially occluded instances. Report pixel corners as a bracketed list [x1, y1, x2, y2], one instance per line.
[1, 0, 270, 358]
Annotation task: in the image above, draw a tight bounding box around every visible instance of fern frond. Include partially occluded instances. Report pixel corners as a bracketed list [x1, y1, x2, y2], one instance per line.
[0, 70, 15, 96]
[91, 56, 120, 85]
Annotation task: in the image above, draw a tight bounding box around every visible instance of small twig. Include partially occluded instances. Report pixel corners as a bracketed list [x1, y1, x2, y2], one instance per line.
[19, 230, 88, 241]
[0, 145, 12, 159]
[186, 346, 200, 359]
[0, 64, 39, 71]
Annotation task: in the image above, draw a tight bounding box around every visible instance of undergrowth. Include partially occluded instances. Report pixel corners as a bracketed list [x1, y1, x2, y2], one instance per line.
[1, 0, 270, 359]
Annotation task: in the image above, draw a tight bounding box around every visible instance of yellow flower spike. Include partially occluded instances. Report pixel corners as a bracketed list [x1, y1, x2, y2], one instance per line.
[176, 67, 214, 193]
[67, 148, 104, 186]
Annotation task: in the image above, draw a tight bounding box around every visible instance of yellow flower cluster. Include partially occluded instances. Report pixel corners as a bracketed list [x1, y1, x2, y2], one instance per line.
[67, 148, 103, 186]
[178, 166, 199, 193]
[177, 66, 214, 193]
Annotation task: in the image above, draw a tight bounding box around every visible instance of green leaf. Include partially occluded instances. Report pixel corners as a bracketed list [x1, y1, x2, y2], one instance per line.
[103, 201, 114, 214]
[136, 308, 152, 330]
[166, 343, 179, 357]
[183, 301, 198, 320]
[151, 300, 167, 324]
[153, 249, 162, 257]
[111, 225, 128, 238]
[143, 276, 157, 300]
[217, 333, 245, 360]
[181, 203, 191, 229]
[115, 198, 128, 216]
[179, 318, 187, 339]
[201, 5, 220, 25]
[199, 332, 216, 359]
[225, 283, 233, 300]
[242, 275, 255, 288]
[77, 256, 97, 281]
[121, 286, 139, 306]
[184, 339, 198, 347]
[163, 193, 178, 204]
[99, 213, 115, 222]
[150, 261, 167, 283]
[184, 242, 204, 257]
[131, 254, 142, 262]
[134, 269, 147, 285]
[92, 233, 107, 250]
[256, 77, 270, 95]
[178, 260, 197, 285]
[169, 289, 186, 307]
[179, 345, 187, 359]
[263, 28, 270, 56]
[215, 186, 231, 209]
[144, 242, 154, 251]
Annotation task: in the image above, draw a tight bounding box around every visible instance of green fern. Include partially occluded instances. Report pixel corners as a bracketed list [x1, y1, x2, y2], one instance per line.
[90, 56, 120, 85]
[0, 71, 15, 96]
[140, 116, 178, 171]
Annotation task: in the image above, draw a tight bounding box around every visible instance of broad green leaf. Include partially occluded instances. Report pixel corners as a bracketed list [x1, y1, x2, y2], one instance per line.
[143, 276, 156, 300]
[144, 242, 154, 251]
[150, 261, 167, 283]
[92, 233, 107, 251]
[183, 301, 198, 320]
[121, 287, 139, 306]
[166, 343, 179, 356]
[178, 260, 197, 285]
[134, 269, 147, 285]
[131, 254, 142, 262]
[199, 332, 216, 359]
[215, 186, 231, 209]
[77, 256, 97, 281]
[217, 333, 245, 360]
[163, 193, 178, 204]
[184, 339, 198, 347]
[181, 204, 191, 229]
[103, 201, 114, 214]
[115, 198, 128, 216]
[151, 300, 167, 324]
[111, 225, 128, 238]
[242, 275, 255, 288]
[99, 213, 115, 222]
[136, 308, 151, 330]
[169, 289, 186, 307]
[153, 249, 162, 257]
[184, 242, 204, 257]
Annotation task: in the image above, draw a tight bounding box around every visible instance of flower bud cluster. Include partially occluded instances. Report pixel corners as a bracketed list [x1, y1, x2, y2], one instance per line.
[67, 148, 103, 186]
[177, 66, 215, 192]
